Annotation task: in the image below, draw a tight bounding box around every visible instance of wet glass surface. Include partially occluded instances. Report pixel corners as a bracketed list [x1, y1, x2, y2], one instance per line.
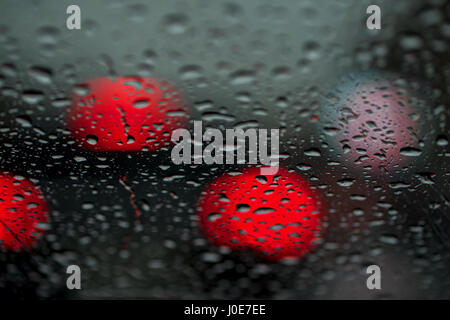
[0, 0, 449, 299]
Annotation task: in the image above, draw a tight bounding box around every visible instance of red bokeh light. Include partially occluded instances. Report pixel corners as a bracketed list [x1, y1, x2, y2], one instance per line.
[67, 76, 188, 152]
[0, 172, 49, 251]
[333, 76, 419, 173]
[197, 167, 326, 261]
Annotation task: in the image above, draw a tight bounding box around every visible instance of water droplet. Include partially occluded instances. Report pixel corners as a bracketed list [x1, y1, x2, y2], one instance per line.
[162, 13, 189, 35]
[86, 135, 98, 145]
[304, 148, 321, 157]
[133, 99, 150, 108]
[436, 135, 448, 147]
[254, 207, 275, 215]
[399, 147, 422, 156]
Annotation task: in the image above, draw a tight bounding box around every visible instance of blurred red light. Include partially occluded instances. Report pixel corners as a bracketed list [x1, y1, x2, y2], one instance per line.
[0, 173, 49, 251]
[67, 76, 188, 152]
[197, 166, 326, 261]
